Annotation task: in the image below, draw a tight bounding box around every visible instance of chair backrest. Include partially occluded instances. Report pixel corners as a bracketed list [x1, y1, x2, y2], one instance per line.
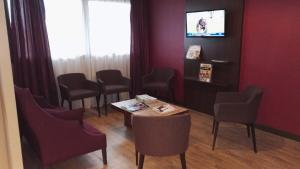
[151, 68, 175, 82]
[57, 73, 86, 89]
[14, 87, 56, 149]
[96, 69, 122, 85]
[15, 87, 49, 132]
[242, 86, 264, 121]
[132, 113, 191, 156]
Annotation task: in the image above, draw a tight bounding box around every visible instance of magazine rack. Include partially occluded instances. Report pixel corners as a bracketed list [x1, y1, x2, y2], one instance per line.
[184, 0, 244, 115]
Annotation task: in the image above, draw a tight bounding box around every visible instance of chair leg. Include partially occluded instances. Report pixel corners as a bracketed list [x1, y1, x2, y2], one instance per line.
[60, 99, 64, 107]
[96, 96, 101, 117]
[135, 150, 139, 166]
[246, 124, 251, 138]
[167, 90, 172, 102]
[250, 124, 257, 153]
[212, 121, 219, 150]
[138, 154, 145, 169]
[180, 153, 187, 169]
[104, 94, 108, 115]
[212, 118, 216, 134]
[117, 92, 120, 101]
[172, 91, 175, 103]
[102, 148, 107, 165]
[68, 100, 72, 110]
[81, 99, 85, 109]
[169, 89, 175, 103]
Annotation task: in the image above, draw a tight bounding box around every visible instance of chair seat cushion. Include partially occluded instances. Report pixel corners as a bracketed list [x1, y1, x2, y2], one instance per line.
[103, 84, 129, 94]
[69, 89, 98, 100]
[143, 82, 169, 91]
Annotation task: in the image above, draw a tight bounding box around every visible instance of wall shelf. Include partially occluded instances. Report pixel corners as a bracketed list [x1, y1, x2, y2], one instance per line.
[184, 77, 230, 88]
[184, 0, 244, 115]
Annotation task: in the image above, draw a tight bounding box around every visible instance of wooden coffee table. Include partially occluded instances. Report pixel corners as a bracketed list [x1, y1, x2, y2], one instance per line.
[111, 99, 189, 128]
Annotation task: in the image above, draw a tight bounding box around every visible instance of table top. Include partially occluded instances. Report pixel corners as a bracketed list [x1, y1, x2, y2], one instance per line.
[111, 99, 188, 116]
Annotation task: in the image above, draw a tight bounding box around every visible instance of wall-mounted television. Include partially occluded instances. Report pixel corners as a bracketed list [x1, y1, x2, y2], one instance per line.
[186, 9, 225, 37]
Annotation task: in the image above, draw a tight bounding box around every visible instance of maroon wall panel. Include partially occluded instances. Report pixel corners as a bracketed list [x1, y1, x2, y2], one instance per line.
[148, 0, 300, 135]
[240, 0, 300, 135]
[148, 0, 185, 103]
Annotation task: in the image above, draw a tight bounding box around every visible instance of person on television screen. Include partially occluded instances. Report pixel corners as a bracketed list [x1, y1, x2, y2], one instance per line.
[196, 18, 207, 33]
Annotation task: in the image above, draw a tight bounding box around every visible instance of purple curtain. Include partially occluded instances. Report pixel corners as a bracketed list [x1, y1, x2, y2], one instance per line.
[9, 0, 59, 105]
[130, 0, 150, 97]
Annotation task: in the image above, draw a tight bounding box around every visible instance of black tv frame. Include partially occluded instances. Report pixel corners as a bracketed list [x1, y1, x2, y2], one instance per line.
[185, 9, 227, 38]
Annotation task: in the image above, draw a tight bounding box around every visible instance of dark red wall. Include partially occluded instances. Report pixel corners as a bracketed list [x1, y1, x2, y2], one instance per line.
[148, 0, 185, 103]
[148, 0, 300, 135]
[240, 0, 300, 135]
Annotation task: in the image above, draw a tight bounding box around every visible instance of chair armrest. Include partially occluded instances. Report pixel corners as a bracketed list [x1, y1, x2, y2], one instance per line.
[37, 115, 106, 158]
[166, 74, 175, 82]
[84, 80, 100, 91]
[215, 92, 246, 104]
[97, 78, 105, 87]
[165, 74, 175, 88]
[142, 74, 154, 86]
[33, 95, 56, 109]
[59, 84, 70, 99]
[121, 77, 130, 87]
[47, 108, 84, 123]
[214, 103, 254, 123]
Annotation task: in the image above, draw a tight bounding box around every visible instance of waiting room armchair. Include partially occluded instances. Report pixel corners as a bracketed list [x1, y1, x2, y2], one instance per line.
[96, 69, 130, 115]
[142, 68, 176, 102]
[14, 87, 107, 169]
[57, 73, 101, 116]
[212, 86, 263, 152]
[132, 113, 191, 169]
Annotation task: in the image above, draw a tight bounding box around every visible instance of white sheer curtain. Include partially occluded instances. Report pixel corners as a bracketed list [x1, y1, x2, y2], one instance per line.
[44, 0, 131, 108]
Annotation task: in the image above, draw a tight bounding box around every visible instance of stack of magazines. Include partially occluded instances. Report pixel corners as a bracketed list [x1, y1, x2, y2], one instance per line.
[121, 102, 148, 112]
[136, 94, 157, 104]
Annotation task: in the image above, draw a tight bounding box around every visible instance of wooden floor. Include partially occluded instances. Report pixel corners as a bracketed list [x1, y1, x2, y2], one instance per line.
[22, 108, 300, 169]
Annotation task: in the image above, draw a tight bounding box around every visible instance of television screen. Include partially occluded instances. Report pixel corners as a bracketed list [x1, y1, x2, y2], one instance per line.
[186, 9, 225, 37]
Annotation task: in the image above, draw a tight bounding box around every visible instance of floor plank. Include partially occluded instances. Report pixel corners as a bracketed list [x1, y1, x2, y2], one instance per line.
[22, 108, 300, 169]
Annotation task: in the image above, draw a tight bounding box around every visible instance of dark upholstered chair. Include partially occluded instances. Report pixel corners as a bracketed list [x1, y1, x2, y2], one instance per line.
[142, 68, 176, 102]
[212, 86, 263, 153]
[96, 70, 130, 115]
[132, 113, 191, 169]
[57, 73, 101, 116]
[14, 87, 107, 169]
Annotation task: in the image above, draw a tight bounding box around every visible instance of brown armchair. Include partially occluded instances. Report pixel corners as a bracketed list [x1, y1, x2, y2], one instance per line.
[132, 114, 191, 169]
[57, 73, 101, 116]
[212, 86, 263, 152]
[142, 68, 176, 102]
[96, 69, 130, 115]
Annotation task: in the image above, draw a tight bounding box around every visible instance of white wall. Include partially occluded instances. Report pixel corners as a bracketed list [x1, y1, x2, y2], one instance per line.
[0, 0, 24, 168]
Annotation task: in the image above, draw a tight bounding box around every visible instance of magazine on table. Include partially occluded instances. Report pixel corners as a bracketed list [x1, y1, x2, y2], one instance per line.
[136, 94, 157, 104]
[121, 102, 149, 112]
[152, 104, 175, 114]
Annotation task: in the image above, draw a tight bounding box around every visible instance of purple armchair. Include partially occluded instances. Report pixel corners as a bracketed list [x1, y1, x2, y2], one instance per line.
[14, 87, 107, 169]
[132, 114, 191, 169]
[57, 73, 101, 116]
[212, 86, 263, 152]
[142, 68, 176, 102]
[96, 69, 130, 115]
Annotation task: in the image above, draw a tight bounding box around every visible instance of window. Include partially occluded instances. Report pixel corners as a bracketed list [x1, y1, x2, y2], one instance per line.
[44, 0, 131, 60]
[5, 0, 11, 22]
[44, 0, 86, 60]
[88, 1, 131, 56]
